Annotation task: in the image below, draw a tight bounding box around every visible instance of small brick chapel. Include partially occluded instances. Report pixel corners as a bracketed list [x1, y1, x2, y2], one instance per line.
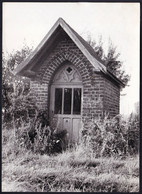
[14, 18, 125, 143]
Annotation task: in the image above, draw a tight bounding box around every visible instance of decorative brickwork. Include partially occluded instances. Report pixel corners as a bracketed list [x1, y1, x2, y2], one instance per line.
[30, 35, 120, 126]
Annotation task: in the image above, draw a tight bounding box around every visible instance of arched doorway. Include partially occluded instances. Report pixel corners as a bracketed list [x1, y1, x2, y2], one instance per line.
[50, 62, 83, 143]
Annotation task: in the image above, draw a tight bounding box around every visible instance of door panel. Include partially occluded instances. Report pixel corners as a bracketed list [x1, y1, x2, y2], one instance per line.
[63, 118, 72, 141]
[72, 118, 81, 142]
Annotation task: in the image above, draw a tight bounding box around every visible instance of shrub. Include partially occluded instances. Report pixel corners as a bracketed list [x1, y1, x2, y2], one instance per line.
[81, 114, 139, 157]
[16, 110, 68, 155]
[2, 45, 34, 126]
[127, 112, 139, 154]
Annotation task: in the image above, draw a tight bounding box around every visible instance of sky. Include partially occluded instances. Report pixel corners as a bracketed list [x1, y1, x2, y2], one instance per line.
[2, 2, 140, 116]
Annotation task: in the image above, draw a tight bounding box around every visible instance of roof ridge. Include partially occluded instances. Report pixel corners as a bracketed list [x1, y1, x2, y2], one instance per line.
[13, 17, 124, 87]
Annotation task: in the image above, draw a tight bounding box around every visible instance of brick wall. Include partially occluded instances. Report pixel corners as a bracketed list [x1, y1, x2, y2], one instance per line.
[30, 33, 120, 125]
[103, 76, 120, 117]
[30, 81, 48, 110]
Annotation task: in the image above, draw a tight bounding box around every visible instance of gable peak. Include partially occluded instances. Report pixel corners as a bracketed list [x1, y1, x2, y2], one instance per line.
[58, 17, 64, 22]
[56, 17, 66, 25]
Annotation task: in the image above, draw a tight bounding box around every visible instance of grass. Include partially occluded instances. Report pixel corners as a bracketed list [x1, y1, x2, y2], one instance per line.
[2, 127, 139, 192]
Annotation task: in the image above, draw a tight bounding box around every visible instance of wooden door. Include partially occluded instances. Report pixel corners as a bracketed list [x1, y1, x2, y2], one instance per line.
[50, 63, 82, 143]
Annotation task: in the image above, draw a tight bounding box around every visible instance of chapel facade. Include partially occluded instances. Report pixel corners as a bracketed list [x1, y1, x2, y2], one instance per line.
[14, 18, 124, 142]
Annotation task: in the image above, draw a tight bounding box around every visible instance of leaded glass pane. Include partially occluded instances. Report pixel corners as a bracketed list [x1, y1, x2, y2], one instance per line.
[64, 88, 72, 114]
[54, 88, 62, 114]
[73, 88, 81, 115]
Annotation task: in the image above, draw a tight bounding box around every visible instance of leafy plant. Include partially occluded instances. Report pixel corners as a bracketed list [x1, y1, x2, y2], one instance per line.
[81, 114, 139, 157]
[2, 44, 34, 126]
[16, 110, 68, 155]
[87, 35, 130, 85]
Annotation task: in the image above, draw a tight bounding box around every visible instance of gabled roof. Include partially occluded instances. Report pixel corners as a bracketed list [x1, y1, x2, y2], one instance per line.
[13, 18, 125, 87]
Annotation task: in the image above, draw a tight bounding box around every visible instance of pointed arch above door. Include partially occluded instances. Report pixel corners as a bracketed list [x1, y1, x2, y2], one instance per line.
[50, 62, 83, 143]
[52, 62, 82, 84]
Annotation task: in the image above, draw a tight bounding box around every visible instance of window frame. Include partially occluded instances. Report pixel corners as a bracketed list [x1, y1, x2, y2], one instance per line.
[53, 85, 83, 116]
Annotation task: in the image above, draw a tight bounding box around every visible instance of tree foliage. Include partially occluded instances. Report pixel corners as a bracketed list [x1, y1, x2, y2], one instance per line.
[2, 44, 36, 125]
[87, 35, 130, 85]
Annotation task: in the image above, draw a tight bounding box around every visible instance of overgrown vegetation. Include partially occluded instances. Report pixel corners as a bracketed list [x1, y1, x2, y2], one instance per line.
[2, 109, 139, 192]
[82, 114, 139, 158]
[87, 35, 130, 85]
[2, 44, 34, 124]
[2, 122, 139, 192]
[2, 43, 138, 192]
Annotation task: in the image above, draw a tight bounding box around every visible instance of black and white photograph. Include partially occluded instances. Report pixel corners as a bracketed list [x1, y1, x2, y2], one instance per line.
[2, 2, 140, 192]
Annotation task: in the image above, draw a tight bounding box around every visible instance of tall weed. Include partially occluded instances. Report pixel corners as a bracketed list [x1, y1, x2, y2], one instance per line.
[12, 110, 68, 155]
[81, 114, 139, 157]
[3, 108, 139, 157]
